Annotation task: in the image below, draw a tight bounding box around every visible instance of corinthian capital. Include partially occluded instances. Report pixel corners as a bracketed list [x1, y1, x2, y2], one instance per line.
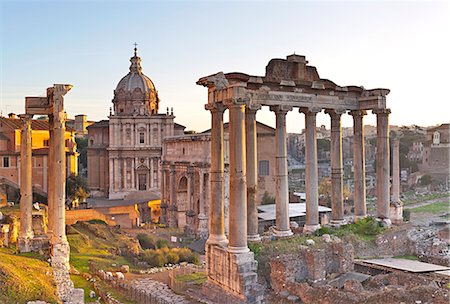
[205, 102, 227, 113]
[270, 104, 293, 114]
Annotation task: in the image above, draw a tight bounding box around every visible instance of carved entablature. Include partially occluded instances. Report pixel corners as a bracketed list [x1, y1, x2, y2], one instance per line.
[198, 54, 390, 112]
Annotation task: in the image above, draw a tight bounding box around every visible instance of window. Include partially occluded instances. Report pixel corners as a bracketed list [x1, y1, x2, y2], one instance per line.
[3, 157, 9, 168]
[259, 160, 269, 176]
[139, 132, 145, 144]
[43, 139, 49, 146]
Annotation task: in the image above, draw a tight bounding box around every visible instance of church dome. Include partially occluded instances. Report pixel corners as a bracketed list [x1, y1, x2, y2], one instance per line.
[113, 47, 160, 116]
[115, 49, 156, 93]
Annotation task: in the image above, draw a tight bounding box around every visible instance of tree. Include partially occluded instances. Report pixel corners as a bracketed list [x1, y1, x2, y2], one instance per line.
[319, 177, 351, 207]
[75, 137, 88, 172]
[419, 174, 432, 186]
[66, 174, 89, 209]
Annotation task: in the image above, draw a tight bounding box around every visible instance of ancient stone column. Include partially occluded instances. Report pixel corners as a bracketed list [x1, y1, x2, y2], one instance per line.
[108, 158, 114, 196]
[47, 115, 54, 237]
[326, 109, 345, 225]
[51, 84, 72, 246]
[390, 136, 403, 223]
[197, 170, 208, 238]
[391, 137, 401, 203]
[245, 105, 261, 242]
[205, 102, 228, 247]
[159, 167, 168, 224]
[301, 107, 321, 233]
[374, 108, 391, 224]
[226, 99, 249, 253]
[270, 105, 293, 237]
[185, 166, 195, 234]
[350, 110, 367, 219]
[18, 114, 34, 252]
[168, 165, 178, 228]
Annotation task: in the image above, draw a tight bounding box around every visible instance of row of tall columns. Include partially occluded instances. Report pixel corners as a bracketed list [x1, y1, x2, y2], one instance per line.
[205, 99, 393, 244]
[18, 115, 34, 252]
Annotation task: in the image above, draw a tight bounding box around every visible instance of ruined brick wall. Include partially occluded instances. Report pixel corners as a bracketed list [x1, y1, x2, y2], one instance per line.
[269, 241, 354, 292]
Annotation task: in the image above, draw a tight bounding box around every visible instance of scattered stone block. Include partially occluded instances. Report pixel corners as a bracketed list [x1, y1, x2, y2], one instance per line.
[306, 239, 315, 246]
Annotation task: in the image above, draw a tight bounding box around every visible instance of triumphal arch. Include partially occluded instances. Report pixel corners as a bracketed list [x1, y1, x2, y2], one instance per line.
[197, 54, 392, 303]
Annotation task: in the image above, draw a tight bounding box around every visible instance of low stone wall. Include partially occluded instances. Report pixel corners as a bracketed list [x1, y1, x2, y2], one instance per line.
[352, 225, 415, 258]
[96, 269, 192, 304]
[66, 209, 113, 226]
[269, 240, 354, 292]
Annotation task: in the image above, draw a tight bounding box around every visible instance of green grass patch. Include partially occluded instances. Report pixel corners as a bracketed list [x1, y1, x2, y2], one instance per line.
[410, 201, 450, 214]
[71, 274, 95, 302]
[402, 192, 450, 205]
[176, 272, 207, 285]
[0, 248, 59, 303]
[393, 255, 419, 261]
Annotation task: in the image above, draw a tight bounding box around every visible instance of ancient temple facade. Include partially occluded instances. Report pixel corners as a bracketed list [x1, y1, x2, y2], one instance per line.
[87, 48, 184, 199]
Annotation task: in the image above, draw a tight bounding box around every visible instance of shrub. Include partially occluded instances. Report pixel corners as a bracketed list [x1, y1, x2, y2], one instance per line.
[142, 250, 167, 267]
[403, 209, 411, 221]
[314, 226, 332, 236]
[175, 248, 191, 262]
[87, 219, 107, 225]
[156, 238, 170, 249]
[167, 251, 180, 264]
[353, 217, 383, 236]
[137, 233, 156, 250]
[187, 252, 200, 265]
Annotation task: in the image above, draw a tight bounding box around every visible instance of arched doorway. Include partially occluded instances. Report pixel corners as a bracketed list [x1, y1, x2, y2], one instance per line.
[136, 164, 149, 191]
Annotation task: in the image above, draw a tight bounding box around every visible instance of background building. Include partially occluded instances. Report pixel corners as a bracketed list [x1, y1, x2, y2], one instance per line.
[0, 114, 78, 203]
[87, 48, 185, 201]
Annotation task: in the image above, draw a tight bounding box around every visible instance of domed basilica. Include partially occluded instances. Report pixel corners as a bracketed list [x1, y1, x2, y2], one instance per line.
[87, 47, 185, 200]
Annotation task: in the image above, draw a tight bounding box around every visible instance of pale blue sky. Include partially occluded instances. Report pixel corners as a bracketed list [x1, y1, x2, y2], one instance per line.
[1, 0, 449, 132]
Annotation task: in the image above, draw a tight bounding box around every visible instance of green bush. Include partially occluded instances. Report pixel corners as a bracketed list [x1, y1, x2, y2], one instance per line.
[166, 251, 180, 264]
[353, 217, 383, 236]
[403, 209, 411, 221]
[156, 238, 170, 249]
[137, 233, 156, 250]
[87, 219, 107, 225]
[174, 248, 191, 262]
[142, 250, 168, 267]
[314, 226, 332, 236]
[187, 252, 200, 265]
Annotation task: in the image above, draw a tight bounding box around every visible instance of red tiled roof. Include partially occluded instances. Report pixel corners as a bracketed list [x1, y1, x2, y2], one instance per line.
[0, 117, 75, 131]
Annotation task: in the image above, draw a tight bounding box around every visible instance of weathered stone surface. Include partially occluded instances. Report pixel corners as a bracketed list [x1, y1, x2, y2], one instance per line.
[269, 241, 354, 292]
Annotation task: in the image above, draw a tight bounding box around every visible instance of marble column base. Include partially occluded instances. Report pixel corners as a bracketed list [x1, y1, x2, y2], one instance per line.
[227, 245, 250, 254]
[273, 228, 293, 237]
[330, 219, 347, 227]
[303, 224, 321, 233]
[18, 236, 32, 253]
[247, 234, 262, 242]
[377, 218, 392, 228]
[206, 234, 229, 247]
[354, 214, 367, 221]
